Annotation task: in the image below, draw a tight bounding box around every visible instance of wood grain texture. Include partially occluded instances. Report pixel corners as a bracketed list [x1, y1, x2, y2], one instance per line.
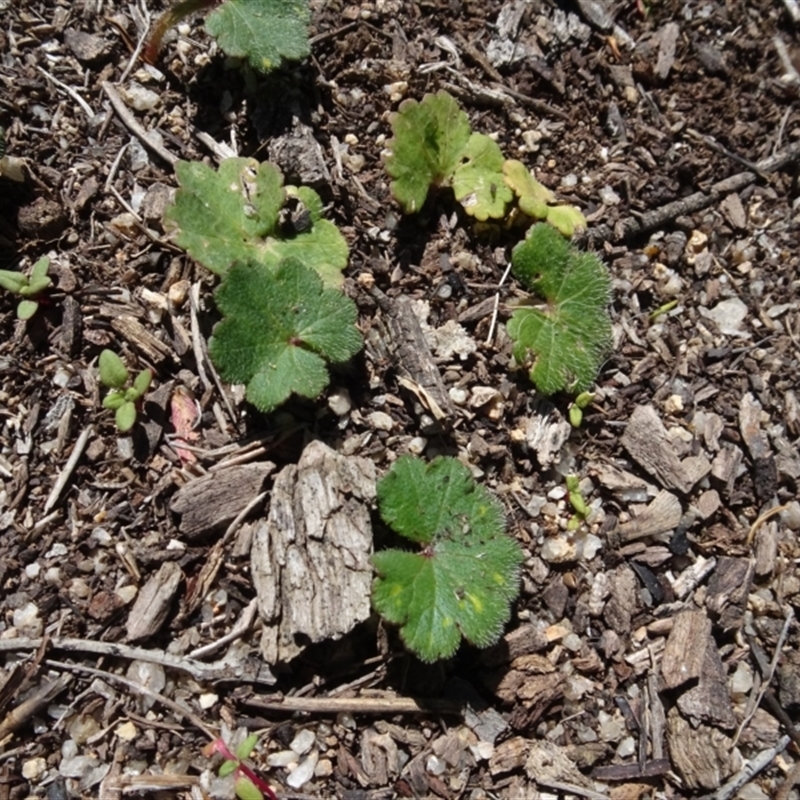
[251, 440, 376, 664]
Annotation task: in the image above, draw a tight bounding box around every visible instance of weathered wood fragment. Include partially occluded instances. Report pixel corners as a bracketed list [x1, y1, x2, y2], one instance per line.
[622, 405, 710, 493]
[661, 609, 711, 689]
[739, 392, 778, 502]
[677, 637, 736, 728]
[706, 556, 754, 630]
[612, 489, 683, 544]
[170, 462, 275, 539]
[666, 707, 740, 789]
[126, 561, 182, 642]
[251, 440, 376, 664]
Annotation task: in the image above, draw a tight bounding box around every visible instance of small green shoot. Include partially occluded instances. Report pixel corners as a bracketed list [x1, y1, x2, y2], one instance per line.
[0, 256, 52, 319]
[649, 299, 679, 321]
[568, 391, 595, 427]
[164, 158, 348, 287]
[145, 0, 310, 74]
[98, 350, 152, 433]
[372, 456, 523, 663]
[384, 90, 512, 220]
[503, 160, 587, 237]
[565, 474, 589, 531]
[208, 258, 362, 412]
[507, 223, 612, 395]
[203, 734, 277, 800]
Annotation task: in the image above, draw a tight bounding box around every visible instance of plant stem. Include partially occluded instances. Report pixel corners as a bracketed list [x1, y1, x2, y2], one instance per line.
[144, 0, 220, 64]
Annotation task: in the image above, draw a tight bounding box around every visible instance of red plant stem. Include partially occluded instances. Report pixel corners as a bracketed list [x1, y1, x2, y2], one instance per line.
[143, 0, 220, 64]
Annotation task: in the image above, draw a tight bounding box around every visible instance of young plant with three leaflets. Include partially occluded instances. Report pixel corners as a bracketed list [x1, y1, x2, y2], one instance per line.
[145, 0, 310, 74]
[372, 455, 524, 663]
[98, 350, 152, 433]
[507, 223, 612, 396]
[0, 256, 52, 319]
[383, 90, 586, 234]
[204, 734, 277, 800]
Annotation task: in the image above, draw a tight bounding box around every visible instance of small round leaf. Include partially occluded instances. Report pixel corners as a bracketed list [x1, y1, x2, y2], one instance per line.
[99, 350, 129, 389]
[115, 401, 137, 432]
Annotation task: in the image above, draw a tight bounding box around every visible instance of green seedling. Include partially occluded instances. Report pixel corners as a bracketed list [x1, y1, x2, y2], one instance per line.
[503, 160, 587, 237]
[164, 158, 348, 287]
[145, 0, 310, 74]
[372, 455, 524, 663]
[384, 90, 512, 221]
[568, 391, 595, 428]
[204, 735, 277, 800]
[0, 256, 53, 319]
[565, 474, 589, 531]
[507, 223, 612, 396]
[208, 258, 362, 412]
[649, 299, 679, 321]
[99, 350, 152, 433]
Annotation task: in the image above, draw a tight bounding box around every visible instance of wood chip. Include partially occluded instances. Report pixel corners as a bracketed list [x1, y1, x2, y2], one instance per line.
[126, 561, 182, 642]
[251, 440, 376, 664]
[666, 706, 740, 790]
[706, 556, 754, 630]
[612, 489, 683, 544]
[661, 609, 711, 689]
[170, 462, 275, 540]
[621, 405, 710, 493]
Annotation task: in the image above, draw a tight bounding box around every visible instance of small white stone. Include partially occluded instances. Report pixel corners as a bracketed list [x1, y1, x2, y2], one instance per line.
[706, 297, 749, 336]
[286, 751, 318, 789]
[729, 661, 753, 696]
[541, 536, 575, 563]
[25, 563, 41, 579]
[267, 750, 298, 768]
[368, 411, 394, 431]
[115, 720, 138, 741]
[449, 387, 469, 405]
[118, 82, 160, 111]
[22, 757, 47, 780]
[314, 758, 333, 777]
[426, 754, 446, 775]
[290, 728, 316, 756]
[116, 585, 138, 604]
[198, 692, 218, 709]
[599, 184, 621, 205]
[45, 567, 61, 584]
[782, 500, 800, 530]
[616, 736, 636, 758]
[408, 437, 427, 455]
[328, 388, 352, 416]
[13, 602, 42, 636]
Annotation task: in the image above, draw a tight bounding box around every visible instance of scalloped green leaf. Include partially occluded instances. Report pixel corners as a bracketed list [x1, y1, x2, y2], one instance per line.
[208, 258, 362, 412]
[507, 223, 612, 395]
[384, 90, 472, 214]
[164, 158, 348, 287]
[452, 134, 513, 221]
[372, 456, 523, 663]
[205, 0, 310, 73]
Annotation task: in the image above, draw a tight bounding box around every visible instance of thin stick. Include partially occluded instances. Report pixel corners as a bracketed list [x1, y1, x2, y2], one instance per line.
[101, 81, 178, 166]
[485, 261, 513, 346]
[35, 66, 95, 120]
[244, 693, 464, 716]
[0, 636, 275, 686]
[189, 597, 260, 660]
[118, 0, 151, 84]
[45, 658, 217, 739]
[704, 735, 791, 800]
[44, 425, 93, 513]
[733, 607, 794, 747]
[0, 674, 73, 740]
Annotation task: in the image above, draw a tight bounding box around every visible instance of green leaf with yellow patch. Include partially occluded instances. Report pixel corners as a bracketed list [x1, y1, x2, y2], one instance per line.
[372, 456, 523, 662]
